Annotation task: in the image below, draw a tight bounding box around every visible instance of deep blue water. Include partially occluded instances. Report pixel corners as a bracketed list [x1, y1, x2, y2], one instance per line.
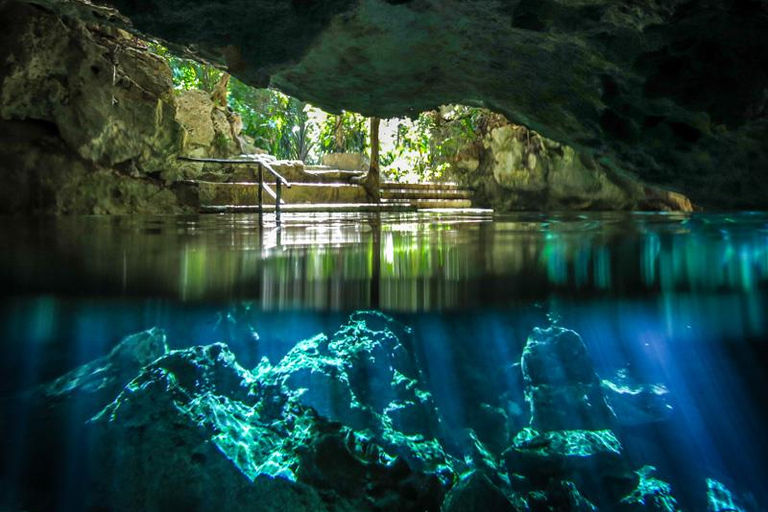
[0, 212, 766, 510]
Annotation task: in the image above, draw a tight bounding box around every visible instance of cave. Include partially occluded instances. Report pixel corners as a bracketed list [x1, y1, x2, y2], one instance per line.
[0, 0, 767, 511]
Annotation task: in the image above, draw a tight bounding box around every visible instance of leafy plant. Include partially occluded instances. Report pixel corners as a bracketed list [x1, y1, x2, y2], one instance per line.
[150, 43, 486, 172]
[318, 111, 368, 154]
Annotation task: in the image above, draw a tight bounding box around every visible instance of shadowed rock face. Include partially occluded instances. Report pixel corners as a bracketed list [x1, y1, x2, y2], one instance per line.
[23, 0, 768, 208]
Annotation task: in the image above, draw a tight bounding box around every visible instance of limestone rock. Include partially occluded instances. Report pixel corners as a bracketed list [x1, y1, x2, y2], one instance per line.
[522, 480, 599, 512]
[322, 152, 370, 171]
[45, 327, 168, 404]
[602, 371, 674, 427]
[502, 428, 626, 486]
[453, 117, 692, 212]
[90, 342, 448, 511]
[260, 311, 448, 473]
[521, 327, 615, 431]
[706, 478, 749, 512]
[175, 90, 216, 152]
[441, 472, 517, 512]
[0, 3, 198, 213]
[31, 0, 767, 208]
[0, 3, 255, 212]
[0, 118, 193, 214]
[619, 466, 679, 512]
[0, 3, 180, 172]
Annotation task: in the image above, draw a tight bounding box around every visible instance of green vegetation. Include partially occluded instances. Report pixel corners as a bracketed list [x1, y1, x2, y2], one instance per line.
[318, 111, 368, 155]
[381, 107, 483, 182]
[153, 46, 484, 180]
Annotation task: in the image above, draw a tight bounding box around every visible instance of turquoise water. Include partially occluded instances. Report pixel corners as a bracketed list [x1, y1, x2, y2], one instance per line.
[1, 212, 767, 510]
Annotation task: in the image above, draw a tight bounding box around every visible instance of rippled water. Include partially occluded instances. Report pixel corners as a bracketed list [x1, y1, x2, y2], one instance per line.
[1, 212, 767, 510]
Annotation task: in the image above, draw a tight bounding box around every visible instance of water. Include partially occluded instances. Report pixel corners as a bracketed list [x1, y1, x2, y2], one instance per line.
[1, 212, 766, 511]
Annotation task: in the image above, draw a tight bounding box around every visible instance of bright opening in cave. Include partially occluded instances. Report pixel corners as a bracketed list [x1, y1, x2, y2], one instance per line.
[0, 1, 766, 511]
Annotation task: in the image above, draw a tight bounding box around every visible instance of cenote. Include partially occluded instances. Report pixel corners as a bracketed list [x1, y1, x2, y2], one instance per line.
[2, 1, 768, 511]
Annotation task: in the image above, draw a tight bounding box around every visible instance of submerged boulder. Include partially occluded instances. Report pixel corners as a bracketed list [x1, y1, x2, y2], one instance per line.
[89, 341, 448, 511]
[619, 466, 679, 512]
[441, 471, 518, 512]
[506, 326, 680, 509]
[602, 371, 674, 427]
[260, 311, 447, 471]
[706, 478, 750, 512]
[522, 480, 599, 512]
[44, 327, 168, 408]
[521, 327, 615, 431]
[502, 428, 630, 493]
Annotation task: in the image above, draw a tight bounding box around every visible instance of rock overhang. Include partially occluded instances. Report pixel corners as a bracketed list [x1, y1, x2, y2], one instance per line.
[10, 0, 768, 208]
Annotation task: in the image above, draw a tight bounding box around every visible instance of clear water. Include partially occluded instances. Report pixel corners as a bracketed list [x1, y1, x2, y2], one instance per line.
[1, 212, 767, 510]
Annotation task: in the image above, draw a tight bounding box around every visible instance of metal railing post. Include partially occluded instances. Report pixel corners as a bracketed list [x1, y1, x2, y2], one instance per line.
[275, 180, 282, 224]
[258, 164, 264, 213]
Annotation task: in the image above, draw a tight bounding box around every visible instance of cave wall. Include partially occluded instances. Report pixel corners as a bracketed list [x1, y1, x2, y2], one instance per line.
[270, 0, 768, 209]
[24, 0, 765, 209]
[0, 2, 247, 213]
[0, 2, 184, 213]
[449, 113, 692, 211]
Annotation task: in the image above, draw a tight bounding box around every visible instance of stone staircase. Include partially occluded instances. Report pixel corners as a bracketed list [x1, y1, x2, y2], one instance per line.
[188, 164, 481, 213]
[380, 182, 473, 209]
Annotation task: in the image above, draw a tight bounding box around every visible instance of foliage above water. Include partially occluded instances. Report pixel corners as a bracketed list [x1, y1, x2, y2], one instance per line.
[152, 45, 485, 180]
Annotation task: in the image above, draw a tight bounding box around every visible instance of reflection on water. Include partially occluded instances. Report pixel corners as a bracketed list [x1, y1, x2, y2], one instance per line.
[1, 211, 767, 510]
[2, 212, 767, 309]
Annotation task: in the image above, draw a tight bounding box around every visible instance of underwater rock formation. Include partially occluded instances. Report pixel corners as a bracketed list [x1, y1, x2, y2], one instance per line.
[619, 466, 679, 512]
[706, 478, 750, 512]
[44, 327, 168, 406]
[18, 0, 768, 208]
[521, 326, 615, 431]
[90, 342, 448, 511]
[601, 371, 674, 427]
[0, 328, 169, 510]
[441, 471, 517, 512]
[506, 326, 685, 509]
[502, 427, 638, 508]
[12, 314, 757, 511]
[503, 428, 626, 486]
[257, 311, 449, 472]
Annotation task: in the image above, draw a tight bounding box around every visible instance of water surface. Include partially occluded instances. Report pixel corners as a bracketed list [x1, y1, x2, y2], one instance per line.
[2, 211, 766, 309]
[1, 211, 767, 510]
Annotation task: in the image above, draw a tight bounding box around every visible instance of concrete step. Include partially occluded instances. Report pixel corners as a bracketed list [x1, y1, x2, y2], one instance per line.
[380, 181, 464, 191]
[194, 181, 367, 206]
[381, 189, 472, 200]
[186, 179, 478, 211]
[201, 203, 415, 213]
[381, 198, 473, 208]
[304, 169, 365, 181]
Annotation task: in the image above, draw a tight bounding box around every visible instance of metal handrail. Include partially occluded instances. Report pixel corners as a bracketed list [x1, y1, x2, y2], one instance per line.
[252, 157, 291, 189]
[177, 155, 292, 221]
[177, 156, 292, 188]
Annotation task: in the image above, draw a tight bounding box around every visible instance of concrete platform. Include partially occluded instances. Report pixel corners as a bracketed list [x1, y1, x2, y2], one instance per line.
[200, 203, 415, 213]
[195, 181, 368, 206]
